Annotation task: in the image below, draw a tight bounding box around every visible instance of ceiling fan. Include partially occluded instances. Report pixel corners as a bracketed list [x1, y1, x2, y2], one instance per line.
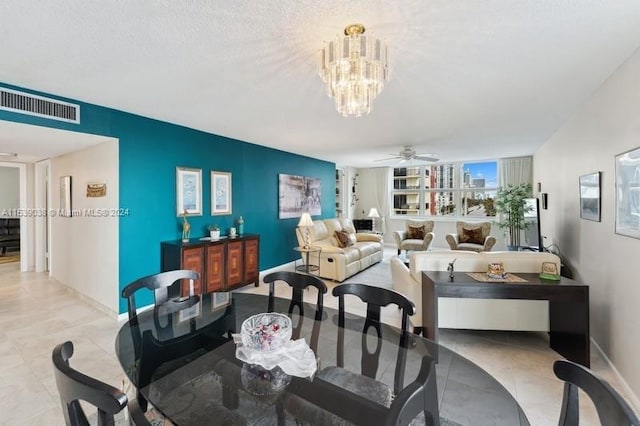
[376, 145, 439, 163]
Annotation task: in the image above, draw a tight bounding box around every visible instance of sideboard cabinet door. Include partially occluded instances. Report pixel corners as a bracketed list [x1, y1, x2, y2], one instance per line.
[226, 241, 244, 287]
[244, 237, 259, 286]
[206, 243, 225, 292]
[181, 246, 203, 296]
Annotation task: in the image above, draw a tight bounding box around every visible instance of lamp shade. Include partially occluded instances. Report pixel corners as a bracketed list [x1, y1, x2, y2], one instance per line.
[367, 208, 380, 218]
[298, 212, 314, 227]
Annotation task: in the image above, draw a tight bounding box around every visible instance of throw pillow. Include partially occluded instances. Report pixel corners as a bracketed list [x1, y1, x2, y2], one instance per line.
[334, 230, 354, 248]
[406, 225, 425, 240]
[460, 227, 484, 245]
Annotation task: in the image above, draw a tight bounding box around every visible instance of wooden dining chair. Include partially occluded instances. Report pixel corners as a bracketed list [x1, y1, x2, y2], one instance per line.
[122, 269, 201, 365]
[52, 341, 152, 426]
[263, 271, 327, 349]
[286, 283, 440, 425]
[122, 269, 200, 326]
[553, 359, 640, 425]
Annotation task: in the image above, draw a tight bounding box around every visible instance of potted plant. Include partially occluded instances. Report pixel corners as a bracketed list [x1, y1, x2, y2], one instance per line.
[208, 224, 220, 240]
[494, 183, 533, 249]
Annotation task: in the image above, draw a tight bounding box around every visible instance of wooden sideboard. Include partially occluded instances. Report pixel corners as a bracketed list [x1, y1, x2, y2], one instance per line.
[161, 234, 259, 296]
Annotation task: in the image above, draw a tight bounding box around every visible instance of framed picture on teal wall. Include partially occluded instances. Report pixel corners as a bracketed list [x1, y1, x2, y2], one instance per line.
[211, 171, 232, 215]
[176, 167, 202, 216]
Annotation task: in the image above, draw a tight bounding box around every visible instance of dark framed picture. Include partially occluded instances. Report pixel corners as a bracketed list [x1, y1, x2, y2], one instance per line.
[615, 147, 640, 238]
[579, 172, 601, 222]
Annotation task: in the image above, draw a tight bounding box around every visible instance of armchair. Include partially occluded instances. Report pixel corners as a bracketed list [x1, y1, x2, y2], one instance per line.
[393, 220, 435, 255]
[446, 221, 496, 252]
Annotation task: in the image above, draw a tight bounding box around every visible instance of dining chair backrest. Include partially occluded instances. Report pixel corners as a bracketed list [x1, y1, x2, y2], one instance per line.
[553, 360, 640, 426]
[52, 341, 128, 426]
[121, 269, 200, 324]
[264, 271, 327, 319]
[332, 283, 415, 335]
[332, 283, 416, 390]
[264, 271, 327, 350]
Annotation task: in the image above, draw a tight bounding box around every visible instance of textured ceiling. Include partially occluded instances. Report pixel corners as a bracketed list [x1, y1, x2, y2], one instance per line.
[1, 1, 640, 167]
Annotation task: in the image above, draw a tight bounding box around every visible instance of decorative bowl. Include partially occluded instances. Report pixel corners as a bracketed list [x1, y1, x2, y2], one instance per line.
[241, 364, 291, 402]
[240, 313, 292, 353]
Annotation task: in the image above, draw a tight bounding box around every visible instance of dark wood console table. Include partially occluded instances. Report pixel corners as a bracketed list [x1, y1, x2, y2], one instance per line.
[422, 271, 590, 367]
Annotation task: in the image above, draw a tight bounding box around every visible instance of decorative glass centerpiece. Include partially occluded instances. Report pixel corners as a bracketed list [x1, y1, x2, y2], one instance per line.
[241, 364, 291, 403]
[241, 313, 292, 353]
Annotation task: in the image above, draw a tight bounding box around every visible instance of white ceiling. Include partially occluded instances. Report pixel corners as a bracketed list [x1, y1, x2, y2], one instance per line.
[1, 1, 640, 167]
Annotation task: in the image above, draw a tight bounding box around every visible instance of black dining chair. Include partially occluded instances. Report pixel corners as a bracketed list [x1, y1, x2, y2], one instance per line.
[286, 283, 440, 426]
[122, 269, 201, 364]
[122, 269, 200, 326]
[553, 359, 640, 425]
[51, 340, 151, 426]
[263, 271, 327, 349]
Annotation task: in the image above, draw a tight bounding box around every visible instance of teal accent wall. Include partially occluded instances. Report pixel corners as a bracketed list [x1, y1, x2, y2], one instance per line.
[0, 82, 335, 313]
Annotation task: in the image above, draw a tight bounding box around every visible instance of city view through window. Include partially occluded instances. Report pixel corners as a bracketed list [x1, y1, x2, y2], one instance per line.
[392, 161, 498, 217]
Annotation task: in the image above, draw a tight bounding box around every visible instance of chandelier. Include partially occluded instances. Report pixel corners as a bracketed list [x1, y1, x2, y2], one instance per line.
[319, 23, 389, 117]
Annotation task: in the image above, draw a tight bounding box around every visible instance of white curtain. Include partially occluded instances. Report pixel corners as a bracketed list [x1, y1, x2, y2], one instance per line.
[499, 156, 533, 187]
[372, 167, 392, 234]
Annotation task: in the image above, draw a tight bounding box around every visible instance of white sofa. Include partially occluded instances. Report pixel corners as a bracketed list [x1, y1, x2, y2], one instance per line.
[295, 218, 383, 282]
[391, 250, 562, 332]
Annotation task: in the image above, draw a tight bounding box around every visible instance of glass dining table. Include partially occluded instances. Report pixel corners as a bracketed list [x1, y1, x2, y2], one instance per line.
[115, 292, 529, 426]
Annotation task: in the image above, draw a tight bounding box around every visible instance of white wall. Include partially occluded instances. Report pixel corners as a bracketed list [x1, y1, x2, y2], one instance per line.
[50, 140, 119, 314]
[534, 47, 640, 403]
[0, 166, 19, 211]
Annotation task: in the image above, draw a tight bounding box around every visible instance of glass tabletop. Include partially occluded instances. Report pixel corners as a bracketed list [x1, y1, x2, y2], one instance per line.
[116, 292, 529, 426]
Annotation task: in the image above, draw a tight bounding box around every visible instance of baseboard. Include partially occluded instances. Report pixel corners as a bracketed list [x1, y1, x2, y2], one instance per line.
[257, 262, 297, 284]
[117, 304, 153, 323]
[591, 337, 640, 412]
[58, 283, 120, 321]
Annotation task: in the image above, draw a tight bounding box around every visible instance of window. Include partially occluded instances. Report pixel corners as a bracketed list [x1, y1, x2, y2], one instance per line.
[392, 161, 497, 217]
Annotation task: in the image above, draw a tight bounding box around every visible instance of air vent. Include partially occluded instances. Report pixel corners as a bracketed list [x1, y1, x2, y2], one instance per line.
[0, 87, 80, 124]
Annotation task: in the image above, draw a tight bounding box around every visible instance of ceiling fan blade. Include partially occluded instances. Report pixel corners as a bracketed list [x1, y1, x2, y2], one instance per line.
[374, 156, 402, 162]
[413, 155, 439, 162]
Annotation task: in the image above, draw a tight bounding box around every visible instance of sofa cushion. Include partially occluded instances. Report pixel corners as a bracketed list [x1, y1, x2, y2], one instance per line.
[355, 242, 378, 258]
[460, 227, 484, 245]
[311, 220, 330, 241]
[342, 247, 361, 264]
[338, 218, 357, 234]
[334, 230, 354, 248]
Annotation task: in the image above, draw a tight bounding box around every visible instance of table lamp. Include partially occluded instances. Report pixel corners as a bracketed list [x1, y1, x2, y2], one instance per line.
[367, 207, 380, 232]
[298, 212, 314, 249]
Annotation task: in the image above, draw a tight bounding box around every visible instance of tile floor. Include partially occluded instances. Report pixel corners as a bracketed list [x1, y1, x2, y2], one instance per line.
[0, 251, 636, 425]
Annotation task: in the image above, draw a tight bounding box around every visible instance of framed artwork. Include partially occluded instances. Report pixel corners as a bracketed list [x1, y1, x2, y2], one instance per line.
[579, 172, 601, 222]
[176, 167, 202, 216]
[278, 173, 322, 219]
[211, 171, 232, 215]
[60, 176, 72, 217]
[212, 292, 231, 311]
[615, 147, 640, 239]
[177, 301, 201, 323]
